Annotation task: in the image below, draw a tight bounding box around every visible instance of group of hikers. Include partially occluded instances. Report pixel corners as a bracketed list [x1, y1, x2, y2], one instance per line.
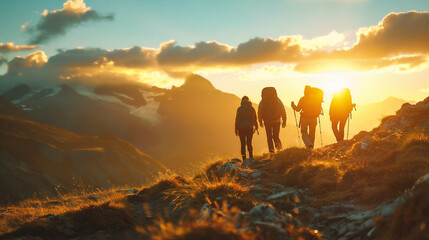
[235, 86, 356, 160]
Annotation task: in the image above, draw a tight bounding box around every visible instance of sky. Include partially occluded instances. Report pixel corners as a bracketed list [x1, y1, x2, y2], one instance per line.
[0, 0, 428, 105]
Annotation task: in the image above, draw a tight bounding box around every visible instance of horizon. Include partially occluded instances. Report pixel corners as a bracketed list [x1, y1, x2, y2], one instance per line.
[0, 0, 428, 105]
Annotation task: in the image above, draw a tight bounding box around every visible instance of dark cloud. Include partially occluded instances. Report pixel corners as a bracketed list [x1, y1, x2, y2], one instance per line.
[46, 47, 157, 69]
[27, 0, 113, 44]
[157, 37, 303, 68]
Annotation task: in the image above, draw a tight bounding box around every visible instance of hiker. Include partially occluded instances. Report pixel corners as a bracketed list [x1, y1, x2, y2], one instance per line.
[258, 87, 287, 153]
[235, 96, 258, 161]
[329, 88, 356, 142]
[291, 85, 323, 149]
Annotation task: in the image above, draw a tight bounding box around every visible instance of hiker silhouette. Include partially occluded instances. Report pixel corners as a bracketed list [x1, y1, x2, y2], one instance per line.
[235, 96, 258, 160]
[329, 88, 356, 142]
[291, 85, 323, 149]
[258, 87, 286, 153]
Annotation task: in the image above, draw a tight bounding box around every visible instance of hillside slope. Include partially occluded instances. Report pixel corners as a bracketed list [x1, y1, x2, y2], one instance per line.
[0, 114, 166, 204]
[2, 97, 428, 239]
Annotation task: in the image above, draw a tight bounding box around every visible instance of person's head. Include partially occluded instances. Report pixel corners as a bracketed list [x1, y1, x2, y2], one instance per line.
[242, 96, 249, 101]
[304, 85, 311, 96]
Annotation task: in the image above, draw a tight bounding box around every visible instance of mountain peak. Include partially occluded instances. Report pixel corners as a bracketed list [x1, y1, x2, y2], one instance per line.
[181, 74, 216, 92]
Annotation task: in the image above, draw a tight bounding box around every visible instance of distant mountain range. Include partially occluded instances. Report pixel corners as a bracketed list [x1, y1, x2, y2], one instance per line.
[1, 75, 409, 166]
[0, 74, 412, 203]
[0, 113, 166, 204]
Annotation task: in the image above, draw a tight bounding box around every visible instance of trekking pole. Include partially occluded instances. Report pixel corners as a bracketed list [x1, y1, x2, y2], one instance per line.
[347, 113, 351, 140]
[347, 107, 356, 140]
[293, 110, 302, 147]
[318, 116, 323, 146]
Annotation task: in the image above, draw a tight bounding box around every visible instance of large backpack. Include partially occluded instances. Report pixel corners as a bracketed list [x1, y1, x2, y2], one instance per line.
[236, 102, 254, 129]
[303, 87, 323, 118]
[330, 88, 352, 118]
[260, 87, 282, 121]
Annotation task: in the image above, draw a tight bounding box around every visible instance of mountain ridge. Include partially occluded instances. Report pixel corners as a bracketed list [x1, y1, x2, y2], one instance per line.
[1, 96, 428, 239]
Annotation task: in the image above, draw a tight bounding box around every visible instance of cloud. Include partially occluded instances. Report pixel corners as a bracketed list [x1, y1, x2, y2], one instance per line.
[419, 87, 429, 93]
[0, 47, 159, 90]
[6, 51, 47, 74]
[0, 42, 38, 66]
[156, 11, 429, 73]
[294, 11, 429, 73]
[157, 36, 305, 70]
[26, 0, 113, 44]
[0, 42, 38, 54]
[2, 11, 429, 89]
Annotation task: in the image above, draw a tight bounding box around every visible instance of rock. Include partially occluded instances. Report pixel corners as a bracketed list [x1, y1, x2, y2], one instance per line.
[216, 161, 239, 176]
[272, 184, 287, 193]
[127, 188, 138, 194]
[242, 158, 255, 167]
[250, 171, 261, 178]
[361, 141, 369, 150]
[88, 194, 100, 201]
[230, 158, 242, 164]
[266, 187, 308, 204]
[267, 191, 290, 201]
[415, 173, 429, 186]
[246, 204, 285, 223]
[251, 184, 264, 192]
[200, 203, 212, 220]
[252, 221, 290, 238]
[238, 171, 249, 177]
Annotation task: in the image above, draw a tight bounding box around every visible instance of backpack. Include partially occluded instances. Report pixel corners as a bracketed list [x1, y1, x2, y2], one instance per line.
[236, 104, 254, 129]
[330, 88, 352, 118]
[303, 87, 323, 118]
[260, 87, 282, 121]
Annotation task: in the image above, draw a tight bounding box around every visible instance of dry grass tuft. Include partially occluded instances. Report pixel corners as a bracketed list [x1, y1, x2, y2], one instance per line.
[167, 179, 258, 212]
[0, 187, 130, 235]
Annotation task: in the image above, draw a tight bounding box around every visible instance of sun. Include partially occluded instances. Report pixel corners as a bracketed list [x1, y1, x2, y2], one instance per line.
[317, 76, 351, 100]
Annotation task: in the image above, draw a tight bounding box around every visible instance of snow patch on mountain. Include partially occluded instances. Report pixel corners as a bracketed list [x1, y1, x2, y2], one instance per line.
[75, 86, 163, 124]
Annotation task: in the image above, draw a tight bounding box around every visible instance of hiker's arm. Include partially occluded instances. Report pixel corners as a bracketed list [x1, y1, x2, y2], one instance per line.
[292, 98, 303, 111]
[252, 107, 258, 130]
[279, 99, 287, 127]
[258, 102, 264, 127]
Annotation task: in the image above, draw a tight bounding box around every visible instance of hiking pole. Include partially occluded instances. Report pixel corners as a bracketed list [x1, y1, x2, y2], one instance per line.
[347, 113, 351, 140]
[293, 110, 301, 147]
[318, 116, 323, 146]
[346, 107, 356, 140]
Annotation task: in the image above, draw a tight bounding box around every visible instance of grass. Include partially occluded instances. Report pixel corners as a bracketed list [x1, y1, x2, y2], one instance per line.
[2, 97, 428, 239]
[0, 186, 132, 235]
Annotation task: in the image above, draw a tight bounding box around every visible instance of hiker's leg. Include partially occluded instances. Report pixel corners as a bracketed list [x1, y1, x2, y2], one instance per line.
[309, 118, 317, 147]
[247, 129, 254, 158]
[331, 119, 340, 142]
[273, 122, 282, 150]
[338, 118, 347, 141]
[265, 123, 275, 153]
[239, 130, 246, 160]
[301, 118, 312, 148]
